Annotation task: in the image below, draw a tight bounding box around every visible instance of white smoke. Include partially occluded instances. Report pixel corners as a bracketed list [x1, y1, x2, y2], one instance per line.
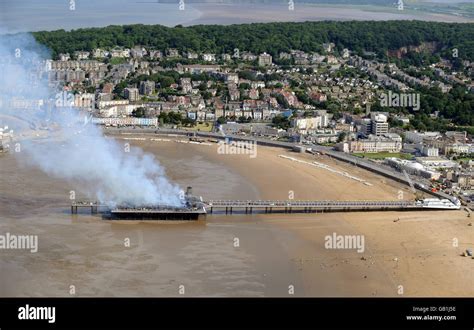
[0, 32, 184, 207]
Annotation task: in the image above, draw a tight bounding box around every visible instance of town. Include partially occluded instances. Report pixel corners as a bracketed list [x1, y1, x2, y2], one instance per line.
[2, 40, 473, 207]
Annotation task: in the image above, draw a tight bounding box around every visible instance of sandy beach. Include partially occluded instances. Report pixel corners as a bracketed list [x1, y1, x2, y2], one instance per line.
[0, 133, 472, 297]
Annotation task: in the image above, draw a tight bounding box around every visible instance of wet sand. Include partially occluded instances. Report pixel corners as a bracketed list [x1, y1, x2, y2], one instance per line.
[187, 3, 474, 25]
[0, 134, 472, 297]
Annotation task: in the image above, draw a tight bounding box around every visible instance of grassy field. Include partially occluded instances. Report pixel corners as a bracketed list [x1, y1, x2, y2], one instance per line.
[455, 157, 474, 164]
[181, 122, 213, 132]
[353, 152, 413, 160]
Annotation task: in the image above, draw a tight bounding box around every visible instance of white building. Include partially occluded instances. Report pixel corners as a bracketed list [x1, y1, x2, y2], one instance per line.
[338, 134, 402, 153]
[404, 131, 441, 144]
[421, 145, 439, 157]
[99, 104, 140, 117]
[385, 157, 440, 180]
[98, 99, 129, 110]
[258, 53, 272, 66]
[415, 157, 458, 170]
[371, 113, 389, 136]
[292, 116, 329, 135]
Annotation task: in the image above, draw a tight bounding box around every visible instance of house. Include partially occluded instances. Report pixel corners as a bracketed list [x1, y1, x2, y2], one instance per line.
[92, 49, 109, 58]
[228, 84, 240, 101]
[131, 46, 147, 58]
[167, 48, 180, 58]
[102, 83, 115, 94]
[241, 52, 257, 61]
[149, 50, 163, 59]
[310, 92, 327, 103]
[111, 47, 130, 58]
[186, 51, 199, 59]
[202, 54, 216, 62]
[225, 73, 239, 84]
[222, 54, 232, 61]
[139, 81, 155, 95]
[258, 53, 272, 66]
[182, 65, 220, 74]
[180, 77, 192, 93]
[322, 42, 335, 53]
[74, 51, 90, 60]
[249, 89, 259, 100]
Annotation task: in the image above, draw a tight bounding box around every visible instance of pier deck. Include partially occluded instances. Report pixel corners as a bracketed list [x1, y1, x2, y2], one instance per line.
[71, 199, 457, 218]
[205, 200, 426, 214]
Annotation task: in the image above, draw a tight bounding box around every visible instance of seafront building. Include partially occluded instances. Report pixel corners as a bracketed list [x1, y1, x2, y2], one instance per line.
[337, 134, 402, 153]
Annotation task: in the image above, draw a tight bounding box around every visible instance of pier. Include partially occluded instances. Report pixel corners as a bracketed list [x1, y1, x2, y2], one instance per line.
[71, 201, 106, 214]
[205, 200, 431, 214]
[71, 198, 458, 219]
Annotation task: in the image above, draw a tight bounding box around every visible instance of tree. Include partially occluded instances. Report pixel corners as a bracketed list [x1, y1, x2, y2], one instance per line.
[237, 116, 248, 123]
[132, 107, 146, 118]
[33, 21, 474, 64]
[217, 116, 227, 125]
[272, 115, 291, 130]
[337, 132, 347, 143]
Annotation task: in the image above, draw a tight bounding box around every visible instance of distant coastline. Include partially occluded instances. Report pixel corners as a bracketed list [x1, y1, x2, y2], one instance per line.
[186, 3, 474, 26]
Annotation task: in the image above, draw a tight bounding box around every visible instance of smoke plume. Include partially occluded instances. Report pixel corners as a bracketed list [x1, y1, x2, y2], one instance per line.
[0, 32, 184, 207]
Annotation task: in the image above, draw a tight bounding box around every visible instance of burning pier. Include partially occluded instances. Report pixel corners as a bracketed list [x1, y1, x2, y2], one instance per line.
[110, 187, 206, 220]
[72, 187, 207, 220]
[109, 206, 206, 220]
